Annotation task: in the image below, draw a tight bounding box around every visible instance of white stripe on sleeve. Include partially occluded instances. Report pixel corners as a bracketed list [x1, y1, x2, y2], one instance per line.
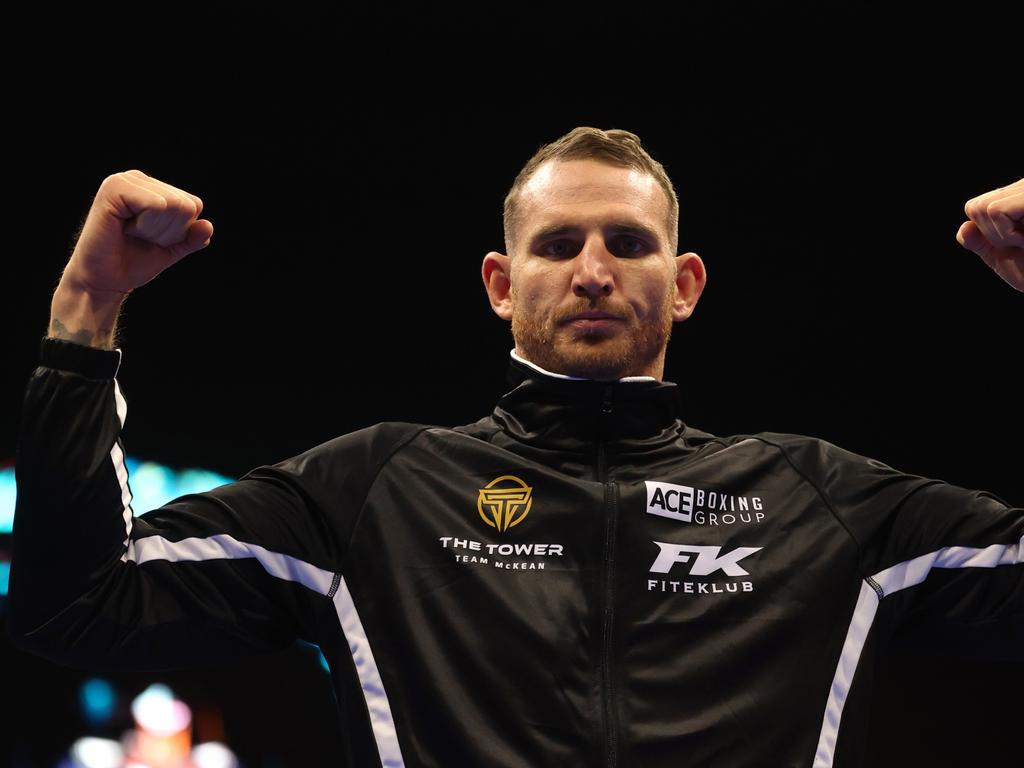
[123, 532, 405, 767]
[813, 535, 1024, 767]
[334, 576, 406, 767]
[112, 377, 135, 563]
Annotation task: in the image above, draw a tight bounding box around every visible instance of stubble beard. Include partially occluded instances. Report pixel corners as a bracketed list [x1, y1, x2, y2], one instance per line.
[511, 292, 675, 381]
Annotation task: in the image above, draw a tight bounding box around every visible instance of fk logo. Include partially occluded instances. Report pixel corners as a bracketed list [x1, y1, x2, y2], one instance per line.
[649, 542, 763, 576]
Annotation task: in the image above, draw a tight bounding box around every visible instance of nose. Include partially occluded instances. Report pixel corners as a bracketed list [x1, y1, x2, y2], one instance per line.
[571, 237, 615, 298]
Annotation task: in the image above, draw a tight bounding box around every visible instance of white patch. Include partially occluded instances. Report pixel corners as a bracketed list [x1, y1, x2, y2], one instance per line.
[645, 480, 695, 522]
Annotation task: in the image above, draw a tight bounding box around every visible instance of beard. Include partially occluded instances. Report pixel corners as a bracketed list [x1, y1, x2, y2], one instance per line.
[511, 290, 675, 381]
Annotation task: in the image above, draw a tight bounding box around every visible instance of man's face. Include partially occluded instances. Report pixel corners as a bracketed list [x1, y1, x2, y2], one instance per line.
[483, 159, 705, 381]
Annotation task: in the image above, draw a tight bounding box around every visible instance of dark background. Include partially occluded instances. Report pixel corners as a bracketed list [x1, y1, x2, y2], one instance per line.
[4, 4, 1022, 766]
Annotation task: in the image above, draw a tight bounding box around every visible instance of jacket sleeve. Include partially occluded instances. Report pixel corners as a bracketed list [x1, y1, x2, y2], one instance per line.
[7, 336, 398, 671]
[778, 433, 1024, 639]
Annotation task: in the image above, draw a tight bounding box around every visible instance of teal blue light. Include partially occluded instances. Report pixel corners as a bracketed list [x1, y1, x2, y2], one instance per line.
[0, 467, 14, 534]
[79, 678, 117, 724]
[296, 639, 331, 674]
[0, 561, 9, 596]
[0, 458, 234, 534]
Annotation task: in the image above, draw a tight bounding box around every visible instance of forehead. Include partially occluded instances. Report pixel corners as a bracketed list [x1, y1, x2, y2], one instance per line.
[518, 159, 668, 231]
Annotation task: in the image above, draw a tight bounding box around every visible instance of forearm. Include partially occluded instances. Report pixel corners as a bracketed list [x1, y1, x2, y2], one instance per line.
[48, 279, 128, 350]
[8, 338, 129, 654]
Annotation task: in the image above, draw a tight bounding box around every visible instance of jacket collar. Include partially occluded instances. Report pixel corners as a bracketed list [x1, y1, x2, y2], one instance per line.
[492, 349, 685, 447]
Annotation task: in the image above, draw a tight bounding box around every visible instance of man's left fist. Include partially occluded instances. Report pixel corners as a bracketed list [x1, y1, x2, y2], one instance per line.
[958, 177, 1024, 292]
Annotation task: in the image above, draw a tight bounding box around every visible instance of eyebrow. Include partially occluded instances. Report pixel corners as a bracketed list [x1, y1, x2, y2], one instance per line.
[529, 221, 662, 245]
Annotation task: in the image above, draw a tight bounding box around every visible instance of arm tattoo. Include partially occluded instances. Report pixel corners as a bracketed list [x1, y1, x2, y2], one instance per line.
[48, 317, 117, 350]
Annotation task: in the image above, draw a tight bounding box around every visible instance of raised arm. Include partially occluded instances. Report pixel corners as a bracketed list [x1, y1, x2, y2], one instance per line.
[8, 173, 355, 672]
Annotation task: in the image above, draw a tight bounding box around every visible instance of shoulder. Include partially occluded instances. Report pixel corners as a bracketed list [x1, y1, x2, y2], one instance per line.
[447, 414, 502, 442]
[753, 430, 894, 467]
[682, 425, 829, 453]
[260, 420, 436, 477]
[693, 427, 897, 473]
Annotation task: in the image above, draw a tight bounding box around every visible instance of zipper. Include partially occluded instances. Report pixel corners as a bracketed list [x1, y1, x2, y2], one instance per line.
[598, 386, 620, 768]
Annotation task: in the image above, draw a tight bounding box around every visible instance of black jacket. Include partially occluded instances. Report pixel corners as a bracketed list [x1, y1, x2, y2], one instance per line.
[9, 336, 1024, 767]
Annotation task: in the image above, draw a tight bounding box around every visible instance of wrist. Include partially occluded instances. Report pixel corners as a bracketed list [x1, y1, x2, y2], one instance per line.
[48, 281, 128, 350]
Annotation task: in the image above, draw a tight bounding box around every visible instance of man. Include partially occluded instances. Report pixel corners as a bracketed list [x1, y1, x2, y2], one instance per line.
[8, 127, 1024, 768]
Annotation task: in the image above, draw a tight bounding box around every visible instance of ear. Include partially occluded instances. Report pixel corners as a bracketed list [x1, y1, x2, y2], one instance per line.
[671, 251, 707, 321]
[482, 250, 514, 321]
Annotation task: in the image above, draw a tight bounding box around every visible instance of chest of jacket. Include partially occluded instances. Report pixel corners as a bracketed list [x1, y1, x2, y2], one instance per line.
[333, 428, 858, 767]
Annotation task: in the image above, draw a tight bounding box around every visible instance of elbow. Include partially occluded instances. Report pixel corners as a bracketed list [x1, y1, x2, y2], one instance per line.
[6, 593, 45, 657]
[7, 620, 38, 656]
[5, 583, 67, 662]
[6, 604, 87, 668]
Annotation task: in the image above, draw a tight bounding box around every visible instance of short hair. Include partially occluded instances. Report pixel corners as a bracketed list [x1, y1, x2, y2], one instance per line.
[502, 126, 679, 257]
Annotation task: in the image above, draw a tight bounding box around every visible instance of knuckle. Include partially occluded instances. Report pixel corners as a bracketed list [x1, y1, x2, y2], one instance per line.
[148, 193, 170, 211]
[165, 193, 197, 218]
[102, 170, 146, 189]
[121, 169, 149, 182]
[986, 200, 1005, 218]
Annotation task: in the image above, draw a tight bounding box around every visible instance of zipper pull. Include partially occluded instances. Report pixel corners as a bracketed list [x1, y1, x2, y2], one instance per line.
[601, 386, 614, 415]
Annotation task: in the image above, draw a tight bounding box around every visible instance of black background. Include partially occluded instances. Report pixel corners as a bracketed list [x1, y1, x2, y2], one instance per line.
[3, 4, 1023, 766]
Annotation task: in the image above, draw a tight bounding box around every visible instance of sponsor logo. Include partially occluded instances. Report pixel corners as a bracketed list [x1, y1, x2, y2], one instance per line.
[649, 542, 762, 575]
[478, 475, 533, 532]
[645, 480, 765, 526]
[439, 536, 564, 571]
[438, 475, 559, 573]
[647, 541, 764, 597]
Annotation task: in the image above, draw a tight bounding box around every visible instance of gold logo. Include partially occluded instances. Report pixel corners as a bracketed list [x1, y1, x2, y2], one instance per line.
[477, 475, 533, 532]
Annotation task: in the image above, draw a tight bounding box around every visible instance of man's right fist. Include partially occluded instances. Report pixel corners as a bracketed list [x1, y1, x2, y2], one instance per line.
[60, 170, 214, 297]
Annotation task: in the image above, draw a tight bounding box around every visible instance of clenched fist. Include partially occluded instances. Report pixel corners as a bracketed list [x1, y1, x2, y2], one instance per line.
[60, 170, 214, 297]
[957, 177, 1024, 292]
[49, 171, 214, 349]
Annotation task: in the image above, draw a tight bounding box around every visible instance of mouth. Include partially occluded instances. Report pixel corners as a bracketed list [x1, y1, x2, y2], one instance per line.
[561, 311, 625, 331]
[563, 311, 623, 323]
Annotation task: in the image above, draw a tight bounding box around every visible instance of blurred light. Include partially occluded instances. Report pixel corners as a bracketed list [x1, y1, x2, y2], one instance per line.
[131, 683, 191, 736]
[297, 639, 331, 674]
[69, 736, 124, 768]
[0, 464, 14, 533]
[79, 678, 116, 725]
[0, 458, 234, 534]
[128, 684, 193, 766]
[123, 457, 234, 518]
[192, 742, 240, 768]
[0, 560, 9, 596]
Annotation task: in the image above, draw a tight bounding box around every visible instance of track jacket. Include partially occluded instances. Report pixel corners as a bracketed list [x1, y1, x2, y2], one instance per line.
[9, 336, 1024, 767]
